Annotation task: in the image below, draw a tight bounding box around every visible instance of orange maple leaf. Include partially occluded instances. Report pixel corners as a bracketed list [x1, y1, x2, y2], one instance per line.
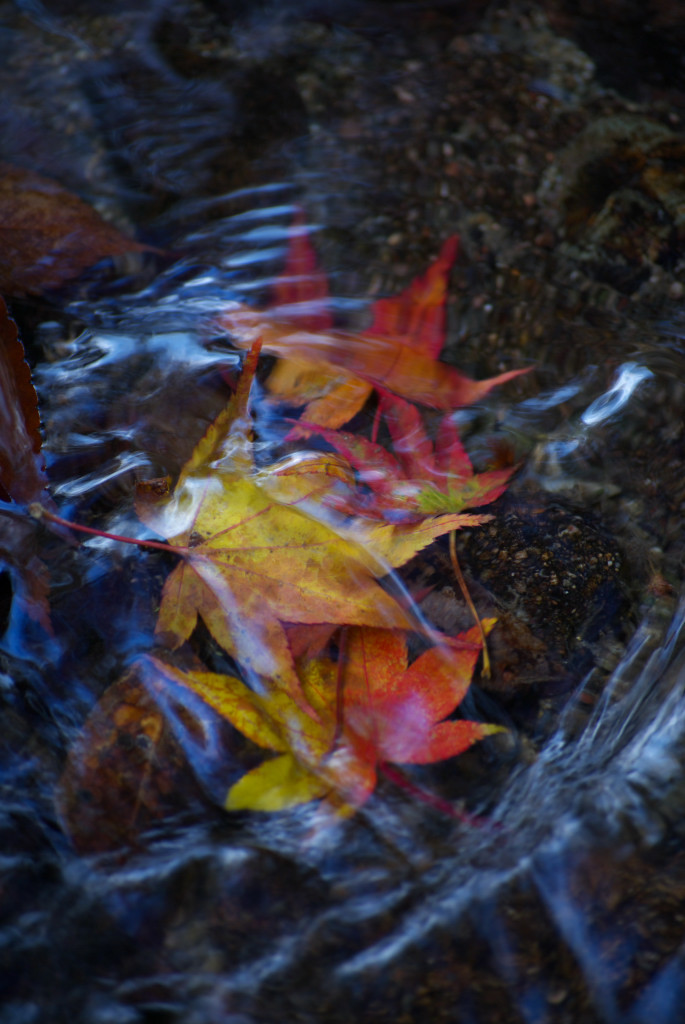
[218, 215, 526, 432]
[144, 621, 501, 815]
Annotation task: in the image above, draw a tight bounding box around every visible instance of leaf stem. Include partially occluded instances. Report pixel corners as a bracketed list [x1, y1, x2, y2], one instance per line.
[370, 403, 382, 444]
[448, 528, 491, 678]
[379, 762, 488, 827]
[331, 627, 348, 751]
[30, 504, 178, 555]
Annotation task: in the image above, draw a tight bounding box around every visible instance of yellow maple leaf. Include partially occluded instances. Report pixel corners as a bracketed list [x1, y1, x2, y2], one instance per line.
[135, 341, 476, 709]
[144, 620, 501, 816]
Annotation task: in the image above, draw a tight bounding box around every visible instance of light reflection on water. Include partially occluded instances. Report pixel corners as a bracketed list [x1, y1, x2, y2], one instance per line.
[581, 362, 654, 427]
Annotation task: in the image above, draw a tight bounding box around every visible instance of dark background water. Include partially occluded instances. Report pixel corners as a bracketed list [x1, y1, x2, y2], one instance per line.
[2, 2, 685, 1021]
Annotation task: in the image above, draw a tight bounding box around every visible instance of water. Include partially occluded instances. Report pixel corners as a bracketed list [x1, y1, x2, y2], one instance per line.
[2, 2, 685, 1021]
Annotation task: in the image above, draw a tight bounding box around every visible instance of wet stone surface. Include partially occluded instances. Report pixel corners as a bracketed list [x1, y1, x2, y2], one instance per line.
[414, 491, 630, 696]
[467, 497, 628, 674]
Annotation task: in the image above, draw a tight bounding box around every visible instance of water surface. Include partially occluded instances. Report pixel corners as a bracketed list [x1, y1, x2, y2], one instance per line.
[2, 2, 685, 1021]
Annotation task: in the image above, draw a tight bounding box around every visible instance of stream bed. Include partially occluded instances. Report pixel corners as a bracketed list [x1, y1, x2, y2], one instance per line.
[2, 2, 685, 1022]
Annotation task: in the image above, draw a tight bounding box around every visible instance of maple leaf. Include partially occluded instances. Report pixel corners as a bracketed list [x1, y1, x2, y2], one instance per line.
[134, 341, 474, 707]
[56, 661, 211, 853]
[297, 391, 514, 680]
[268, 206, 334, 333]
[266, 230, 459, 432]
[0, 162, 150, 296]
[299, 391, 514, 522]
[218, 220, 526, 431]
[144, 621, 501, 815]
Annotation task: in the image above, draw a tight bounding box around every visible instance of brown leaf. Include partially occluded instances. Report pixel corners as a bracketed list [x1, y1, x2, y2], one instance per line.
[0, 513, 51, 633]
[56, 664, 212, 853]
[0, 297, 51, 630]
[0, 162, 148, 296]
[0, 296, 46, 503]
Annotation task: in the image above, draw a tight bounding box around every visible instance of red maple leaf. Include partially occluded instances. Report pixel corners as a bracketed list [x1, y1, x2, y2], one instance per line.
[297, 390, 514, 523]
[143, 621, 501, 816]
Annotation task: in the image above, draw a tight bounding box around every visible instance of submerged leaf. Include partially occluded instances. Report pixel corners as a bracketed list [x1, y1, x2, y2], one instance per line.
[0, 162, 149, 296]
[219, 224, 526, 431]
[269, 207, 334, 332]
[135, 342, 468, 708]
[367, 234, 459, 360]
[152, 621, 501, 816]
[342, 624, 499, 771]
[300, 391, 514, 522]
[56, 665, 210, 853]
[267, 234, 460, 430]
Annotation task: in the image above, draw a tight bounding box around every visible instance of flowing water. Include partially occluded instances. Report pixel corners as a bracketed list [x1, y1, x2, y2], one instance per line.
[2, 2, 685, 1022]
